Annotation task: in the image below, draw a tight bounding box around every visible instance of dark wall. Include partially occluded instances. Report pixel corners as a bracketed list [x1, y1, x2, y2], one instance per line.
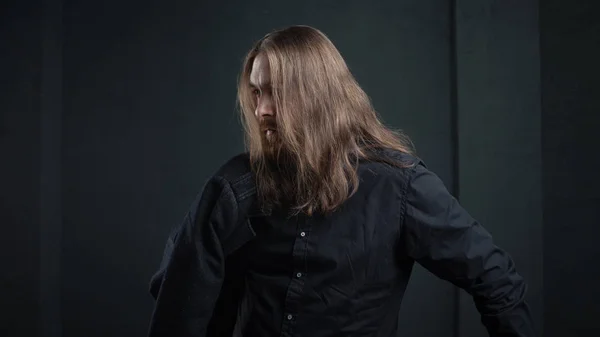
[1, 2, 42, 337]
[455, 1, 543, 336]
[540, 1, 600, 336]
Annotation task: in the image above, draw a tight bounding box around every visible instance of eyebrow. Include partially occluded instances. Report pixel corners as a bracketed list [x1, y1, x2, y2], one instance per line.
[249, 81, 271, 90]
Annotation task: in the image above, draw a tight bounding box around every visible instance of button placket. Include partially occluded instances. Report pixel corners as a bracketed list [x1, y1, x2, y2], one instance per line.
[280, 217, 310, 337]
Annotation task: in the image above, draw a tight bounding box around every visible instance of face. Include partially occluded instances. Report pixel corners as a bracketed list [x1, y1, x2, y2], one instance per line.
[249, 53, 277, 142]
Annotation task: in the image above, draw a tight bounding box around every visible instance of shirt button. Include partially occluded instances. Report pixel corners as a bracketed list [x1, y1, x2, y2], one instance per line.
[287, 314, 293, 320]
[296, 272, 302, 278]
[300, 231, 306, 237]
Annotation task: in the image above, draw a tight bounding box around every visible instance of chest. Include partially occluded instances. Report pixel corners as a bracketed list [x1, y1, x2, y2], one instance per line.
[245, 200, 405, 285]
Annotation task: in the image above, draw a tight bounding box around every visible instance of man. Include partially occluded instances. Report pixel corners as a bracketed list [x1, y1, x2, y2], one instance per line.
[148, 25, 535, 337]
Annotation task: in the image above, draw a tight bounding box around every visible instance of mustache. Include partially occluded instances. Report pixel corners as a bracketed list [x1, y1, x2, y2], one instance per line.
[259, 117, 277, 131]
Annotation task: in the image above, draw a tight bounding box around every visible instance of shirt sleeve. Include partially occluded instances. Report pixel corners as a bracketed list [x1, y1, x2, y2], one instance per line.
[147, 176, 240, 337]
[401, 163, 536, 337]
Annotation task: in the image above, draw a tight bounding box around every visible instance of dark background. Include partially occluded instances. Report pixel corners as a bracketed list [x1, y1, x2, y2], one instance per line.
[1, 0, 598, 336]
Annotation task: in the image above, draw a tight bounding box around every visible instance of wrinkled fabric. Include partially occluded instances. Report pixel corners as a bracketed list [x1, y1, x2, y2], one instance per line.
[148, 150, 535, 337]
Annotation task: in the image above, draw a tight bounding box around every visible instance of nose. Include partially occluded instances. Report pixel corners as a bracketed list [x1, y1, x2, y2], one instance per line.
[255, 93, 275, 119]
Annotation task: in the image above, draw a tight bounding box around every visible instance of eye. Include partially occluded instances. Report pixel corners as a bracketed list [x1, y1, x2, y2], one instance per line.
[252, 88, 261, 96]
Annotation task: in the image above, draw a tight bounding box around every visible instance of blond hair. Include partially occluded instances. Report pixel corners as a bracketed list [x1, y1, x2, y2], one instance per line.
[237, 25, 414, 215]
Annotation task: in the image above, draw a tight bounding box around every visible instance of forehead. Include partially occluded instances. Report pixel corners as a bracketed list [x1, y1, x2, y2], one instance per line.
[249, 53, 271, 87]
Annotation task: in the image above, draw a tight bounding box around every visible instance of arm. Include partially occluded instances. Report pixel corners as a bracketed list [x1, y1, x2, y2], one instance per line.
[148, 176, 240, 337]
[401, 163, 535, 337]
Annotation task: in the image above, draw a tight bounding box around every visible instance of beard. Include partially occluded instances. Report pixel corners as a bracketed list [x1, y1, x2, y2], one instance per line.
[255, 116, 301, 209]
[262, 132, 294, 172]
[255, 131, 299, 211]
[261, 130, 278, 157]
[259, 116, 283, 163]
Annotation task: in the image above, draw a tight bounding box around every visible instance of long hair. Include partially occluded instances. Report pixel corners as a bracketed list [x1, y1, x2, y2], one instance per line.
[237, 25, 415, 216]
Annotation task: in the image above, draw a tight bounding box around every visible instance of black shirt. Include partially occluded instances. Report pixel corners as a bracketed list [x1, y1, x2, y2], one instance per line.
[147, 150, 535, 337]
